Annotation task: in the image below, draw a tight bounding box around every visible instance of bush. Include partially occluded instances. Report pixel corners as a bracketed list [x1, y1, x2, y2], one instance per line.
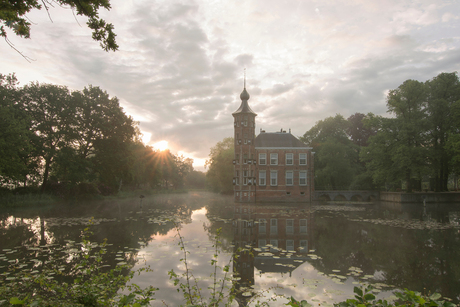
[0, 219, 156, 306]
[286, 285, 455, 307]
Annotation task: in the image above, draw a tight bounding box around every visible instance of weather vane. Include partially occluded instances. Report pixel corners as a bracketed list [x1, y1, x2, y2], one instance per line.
[244, 68, 246, 89]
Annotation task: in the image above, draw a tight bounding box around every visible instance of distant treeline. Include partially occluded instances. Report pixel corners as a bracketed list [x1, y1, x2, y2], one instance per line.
[0, 73, 205, 198]
[205, 72, 460, 193]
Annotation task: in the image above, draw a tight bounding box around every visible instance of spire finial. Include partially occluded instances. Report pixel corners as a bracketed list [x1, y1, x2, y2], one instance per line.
[240, 68, 250, 101]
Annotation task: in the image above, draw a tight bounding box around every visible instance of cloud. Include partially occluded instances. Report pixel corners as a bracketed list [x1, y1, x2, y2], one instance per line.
[2, 0, 460, 171]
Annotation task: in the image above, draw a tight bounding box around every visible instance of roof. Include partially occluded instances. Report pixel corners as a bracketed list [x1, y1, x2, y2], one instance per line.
[255, 132, 311, 148]
[232, 87, 257, 116]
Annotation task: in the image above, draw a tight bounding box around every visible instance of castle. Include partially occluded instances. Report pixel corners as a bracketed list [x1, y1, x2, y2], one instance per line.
[232, 83, 315, 202]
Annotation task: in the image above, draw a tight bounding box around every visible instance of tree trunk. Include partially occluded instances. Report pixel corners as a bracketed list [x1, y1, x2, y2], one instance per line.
[41, 157, 51, 193]
[405, 169, 412, 193]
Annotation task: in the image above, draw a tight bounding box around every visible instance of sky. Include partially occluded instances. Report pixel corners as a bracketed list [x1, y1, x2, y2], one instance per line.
[2, 0, 460, 171]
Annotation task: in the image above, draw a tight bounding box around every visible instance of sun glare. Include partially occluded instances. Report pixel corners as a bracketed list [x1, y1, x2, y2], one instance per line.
[153, 140, 168, 151]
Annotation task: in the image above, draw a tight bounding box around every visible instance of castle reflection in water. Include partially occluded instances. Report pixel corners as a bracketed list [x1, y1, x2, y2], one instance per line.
[231, 202, 314, 306]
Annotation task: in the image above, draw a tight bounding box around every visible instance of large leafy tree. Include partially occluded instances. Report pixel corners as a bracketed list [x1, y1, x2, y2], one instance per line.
[425, 72, 460, 191]
[21, 82, 76, 191]
[1, 0, 118, 52]
[205, 137, 234, 194]
[360, 114, 403, 190]
[386, 79, 428, 192]
[301, 114, 349, 147]
[301, 114, 367, 190]
[0, 73, 36, 185]
[347, 112, 376, 147]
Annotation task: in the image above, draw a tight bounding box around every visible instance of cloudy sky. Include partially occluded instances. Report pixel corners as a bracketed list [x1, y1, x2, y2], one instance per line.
[2, 0, 460, 171]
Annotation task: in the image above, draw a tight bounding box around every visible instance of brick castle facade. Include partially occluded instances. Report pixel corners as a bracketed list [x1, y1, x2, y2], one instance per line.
[232, 84, 315, 202]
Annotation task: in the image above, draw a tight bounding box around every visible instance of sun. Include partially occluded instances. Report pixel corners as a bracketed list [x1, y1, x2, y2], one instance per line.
[153, 140, 169, 151]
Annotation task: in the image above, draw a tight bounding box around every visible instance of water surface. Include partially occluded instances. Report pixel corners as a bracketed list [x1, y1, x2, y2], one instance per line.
[1, 192, 459, 306]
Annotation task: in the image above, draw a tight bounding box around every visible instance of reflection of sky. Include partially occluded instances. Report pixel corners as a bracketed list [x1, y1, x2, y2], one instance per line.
[2, 195, 459, 305]
[128, 206, 395, 306]
[129, 207, 234, 306]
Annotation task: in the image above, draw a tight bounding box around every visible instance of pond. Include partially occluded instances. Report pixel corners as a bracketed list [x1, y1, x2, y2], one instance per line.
[1, 191, 460, 306]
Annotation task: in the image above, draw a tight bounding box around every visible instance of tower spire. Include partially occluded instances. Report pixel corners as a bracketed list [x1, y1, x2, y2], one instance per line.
[239, 68, 250, 101]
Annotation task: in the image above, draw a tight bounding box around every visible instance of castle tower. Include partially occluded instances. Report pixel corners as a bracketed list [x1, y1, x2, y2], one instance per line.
[232, 78, 257, 202]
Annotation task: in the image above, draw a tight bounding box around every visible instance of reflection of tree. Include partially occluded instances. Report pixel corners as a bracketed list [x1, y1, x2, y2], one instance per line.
[311, 208, 460, 302]
[203, 196, 235, 252]
[0, 193, 204, 284]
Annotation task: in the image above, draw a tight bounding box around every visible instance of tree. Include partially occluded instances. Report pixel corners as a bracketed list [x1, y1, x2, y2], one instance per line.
[360, 114, 403, 190]
[184, 170, 206, 189]
[1, 0, 118, 54]
[301, 115, 364, 190]
[205, 137, 234, 194]
[72, 85, 136, 159]
[386, 79, 428, 192]
[173, 155, 193, 189]
[21, 82, 76, 192]
[0, 73, 36, 185]
[347, 112, 376, 147]
[315, 138, 357, 190]
[301, 114, 349, 147]
[425, 72, 460, 191]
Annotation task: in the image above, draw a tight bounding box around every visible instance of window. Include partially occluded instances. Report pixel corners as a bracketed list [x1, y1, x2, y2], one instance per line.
[300, 240, 308, 252]
[270, 171, 278, 186]
[286, 153, 293, 165]
[235, 154, 239, 164]
[258, 239, 267, 248]
[270, 153, 278, 165]
[286, 219, 294, 234]
[299, 153, 307, 165]
[299, 171, 307, 186]
[269, 240, 278, 252]
[286, 171, 293, 186]
[243, 153, 248, 164]
[259, 171, 266, 186]
[286, 240, 294, 251]
[300, 219, 307, 234]
[259, 219, 266, 233]
[259, 153, 266, 165]
[270, 219, 278, 234]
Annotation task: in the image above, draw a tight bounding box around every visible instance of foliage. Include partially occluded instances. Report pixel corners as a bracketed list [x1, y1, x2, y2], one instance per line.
[425, 72, 460, 191]
[184, 170, 207, 189]
[287, 286, 455, 307]
[1, 0, 118, 53]
[301, 114, 370, 190]
[363, 72, 460, 192]
[0, 219, 156, 306]
[205, 137, 234, 194]
[0, 73, 36, 185]
[0, 77, 195, 197]
[347, 112, 376, 147]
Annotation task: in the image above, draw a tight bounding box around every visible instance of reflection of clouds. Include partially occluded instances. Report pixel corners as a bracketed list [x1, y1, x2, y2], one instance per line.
[129, 206, 233, 306]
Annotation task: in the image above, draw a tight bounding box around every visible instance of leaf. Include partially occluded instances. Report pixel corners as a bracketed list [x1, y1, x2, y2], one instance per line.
[10, 297, 26, 305]
[430, 293, 442, 301]
[354, 287, 363, 297]
[364, 293, 375, 301]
